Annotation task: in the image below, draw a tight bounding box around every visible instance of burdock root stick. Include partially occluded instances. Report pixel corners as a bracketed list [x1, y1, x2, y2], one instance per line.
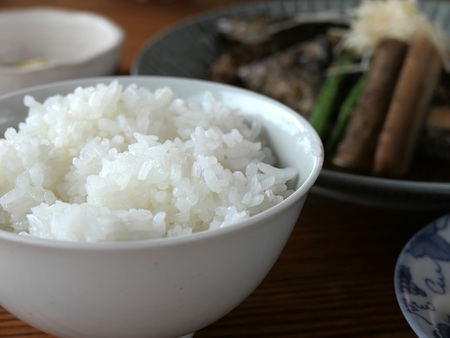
[332, 39, 408, 171]
[374, 36, 443, 177]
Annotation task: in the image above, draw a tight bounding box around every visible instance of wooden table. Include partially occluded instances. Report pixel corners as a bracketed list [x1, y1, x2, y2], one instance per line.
[0, 1, 445, 337]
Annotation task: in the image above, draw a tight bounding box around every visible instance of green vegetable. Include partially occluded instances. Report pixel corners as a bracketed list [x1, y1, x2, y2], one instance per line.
[326, 75, 368, 152]
[309, 56, 351, 139]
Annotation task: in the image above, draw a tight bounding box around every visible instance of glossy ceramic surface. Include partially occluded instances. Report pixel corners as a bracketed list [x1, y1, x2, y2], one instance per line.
[0, 76, 323, 338]
[131, 0, 450, 210]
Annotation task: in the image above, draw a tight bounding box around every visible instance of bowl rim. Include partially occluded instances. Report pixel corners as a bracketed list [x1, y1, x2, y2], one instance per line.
[0, 6, 125, 73]
[0, 75, 324, 250]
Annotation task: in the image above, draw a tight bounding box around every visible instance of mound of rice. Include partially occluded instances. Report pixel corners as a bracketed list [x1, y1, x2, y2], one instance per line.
[0, 81, 297, 242]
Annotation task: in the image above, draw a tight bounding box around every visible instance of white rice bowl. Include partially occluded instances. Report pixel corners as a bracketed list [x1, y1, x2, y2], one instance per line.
[0, 81, 297, 242]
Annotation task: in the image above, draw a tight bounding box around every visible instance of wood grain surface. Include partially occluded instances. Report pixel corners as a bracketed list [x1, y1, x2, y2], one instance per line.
[0, 1, 444, 337]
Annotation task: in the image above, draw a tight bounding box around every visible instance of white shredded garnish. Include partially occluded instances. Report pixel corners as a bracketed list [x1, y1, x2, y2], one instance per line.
[344, 0, 449, 70]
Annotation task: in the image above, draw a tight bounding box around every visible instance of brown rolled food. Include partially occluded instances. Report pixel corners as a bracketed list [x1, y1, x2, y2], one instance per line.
[332, 38, 408, 171]
[374, 36, 443, 177]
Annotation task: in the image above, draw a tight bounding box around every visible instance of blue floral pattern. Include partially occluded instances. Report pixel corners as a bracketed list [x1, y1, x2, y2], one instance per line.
[408, 218, 450, 262]
[396, 214, 450, 338]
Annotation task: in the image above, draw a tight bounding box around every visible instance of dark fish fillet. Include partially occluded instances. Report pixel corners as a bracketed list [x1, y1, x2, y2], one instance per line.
[236, 36, 332, 118]
[215, 16, 348, 65]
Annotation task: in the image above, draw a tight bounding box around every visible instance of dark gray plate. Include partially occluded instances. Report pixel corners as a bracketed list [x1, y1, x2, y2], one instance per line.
[132, 0, 450, 210]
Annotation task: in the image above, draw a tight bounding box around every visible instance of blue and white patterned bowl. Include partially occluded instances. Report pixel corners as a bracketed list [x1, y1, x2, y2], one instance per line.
[395, 214, 450, 338]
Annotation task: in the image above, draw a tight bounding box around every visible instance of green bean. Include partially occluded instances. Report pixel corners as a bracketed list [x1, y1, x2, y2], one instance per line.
[326, 75, 368, 152]
[309, 57, 350, 139]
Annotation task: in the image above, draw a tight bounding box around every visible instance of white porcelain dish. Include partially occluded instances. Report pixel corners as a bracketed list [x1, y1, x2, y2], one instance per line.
[395, 213, 450, 338]
[0, 76, 323, 338]
[131, 0, 450, 211]
[0, 7, 124, 94]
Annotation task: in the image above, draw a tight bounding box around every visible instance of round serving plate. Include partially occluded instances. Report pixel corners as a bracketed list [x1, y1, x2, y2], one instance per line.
[132, 0, 450, 210]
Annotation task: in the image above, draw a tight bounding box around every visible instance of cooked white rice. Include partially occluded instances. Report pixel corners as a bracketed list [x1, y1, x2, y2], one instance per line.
[0, 81, 297, 242]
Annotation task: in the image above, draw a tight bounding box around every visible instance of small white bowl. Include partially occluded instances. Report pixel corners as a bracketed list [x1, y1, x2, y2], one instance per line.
[0, 7, 124, 95]
[0, 76, 323, 338]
